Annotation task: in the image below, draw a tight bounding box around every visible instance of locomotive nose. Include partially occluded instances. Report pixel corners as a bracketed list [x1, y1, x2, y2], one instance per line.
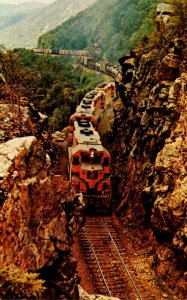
[88, 180, 96, 190]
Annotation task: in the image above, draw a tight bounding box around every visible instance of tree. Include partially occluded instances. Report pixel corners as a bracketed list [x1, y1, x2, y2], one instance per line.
[0, 264, 45, 299]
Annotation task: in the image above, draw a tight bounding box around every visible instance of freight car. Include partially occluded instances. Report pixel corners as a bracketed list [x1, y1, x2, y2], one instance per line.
[33, 48, 53, 54]
[80, 56, 123, 81]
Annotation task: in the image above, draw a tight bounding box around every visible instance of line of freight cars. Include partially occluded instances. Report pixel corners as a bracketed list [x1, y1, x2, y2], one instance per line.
[33, 48, 90, 57]
[33, 48, 122, 81]
[80, 56, 123, 82]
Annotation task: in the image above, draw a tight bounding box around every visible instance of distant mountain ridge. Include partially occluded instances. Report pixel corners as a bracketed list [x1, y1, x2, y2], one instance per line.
[0, 2, 46, 30]
[38, 0, 159, 61]
[0, 0, 97, 48]
[0, 2, 46, 15]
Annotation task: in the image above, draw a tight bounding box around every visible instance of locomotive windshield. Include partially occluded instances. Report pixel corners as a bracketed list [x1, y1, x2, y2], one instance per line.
[81, 152, 103, 164]
[72, 156, 80, 165]
[87, 171, 98, 179]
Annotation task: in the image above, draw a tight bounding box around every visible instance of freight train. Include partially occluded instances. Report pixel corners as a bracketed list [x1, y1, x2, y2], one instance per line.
[33, 48, 122, 80]
[68, 81, 116, 209]
[80, 56, 123, 81]
[33, 48, 90, 57]
[33, 47, 120, 208]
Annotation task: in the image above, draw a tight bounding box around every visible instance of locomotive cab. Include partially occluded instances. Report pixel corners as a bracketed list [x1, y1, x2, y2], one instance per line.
[69, 122, 111, 202]
[69, 145, 111, 197]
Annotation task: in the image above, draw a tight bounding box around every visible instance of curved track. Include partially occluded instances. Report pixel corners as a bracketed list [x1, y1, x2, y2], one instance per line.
[79, 216, 157, 299]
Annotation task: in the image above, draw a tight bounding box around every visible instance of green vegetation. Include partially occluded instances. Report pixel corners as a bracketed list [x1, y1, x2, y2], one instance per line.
[0, 0, 97, 49]
[0, 264, 45, 299]
[0, 45, 35, 96]
[38, 0, 160, 61]
[1, 47, 106, 130]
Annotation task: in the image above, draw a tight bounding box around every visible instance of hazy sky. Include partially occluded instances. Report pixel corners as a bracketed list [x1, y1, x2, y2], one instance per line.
[0, 0, 55, 4]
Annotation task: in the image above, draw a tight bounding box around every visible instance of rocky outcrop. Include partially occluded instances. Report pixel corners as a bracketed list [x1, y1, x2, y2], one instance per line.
[0, 85, 49, 144]
[152, 74, 187, 239]
[0, 135, 85, 299]
[156, 3, 174, 35]
[111, 4, 187, 298]
[0, 83, 86, 299]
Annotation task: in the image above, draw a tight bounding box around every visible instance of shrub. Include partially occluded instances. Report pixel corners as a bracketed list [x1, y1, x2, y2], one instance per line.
[0, 264, 45, 299]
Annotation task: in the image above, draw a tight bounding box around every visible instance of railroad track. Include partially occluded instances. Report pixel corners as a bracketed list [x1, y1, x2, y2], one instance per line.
[79, 216, 157, 300]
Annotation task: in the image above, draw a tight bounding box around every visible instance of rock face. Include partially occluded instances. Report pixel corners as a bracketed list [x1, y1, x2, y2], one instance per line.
[0, 85, 49, 143]
[79, 286, 120, 300]
[111, 4, 187, 299]
[0, 85, 85, 299]
[156, 3, 174, 35]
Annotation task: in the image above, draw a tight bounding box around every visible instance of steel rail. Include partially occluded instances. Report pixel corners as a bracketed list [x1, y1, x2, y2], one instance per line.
[103, 218, 143, 300]
[83, 226, 113, 297]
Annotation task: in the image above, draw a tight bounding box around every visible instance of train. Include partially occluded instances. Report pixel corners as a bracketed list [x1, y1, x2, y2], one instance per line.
[33, 47, 122, 81]
[33, 48, 90, 57]
[33, 47, 121, 209]
[68, 81, 116, 209]
[80, 56, 123, 82]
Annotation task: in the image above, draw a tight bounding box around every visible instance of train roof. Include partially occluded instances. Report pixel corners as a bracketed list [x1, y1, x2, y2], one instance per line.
[74, 121, 101, 145]
[84, 90, 104, 99]
[81, 163, 103, 171]
[70, 143, 109, 157]
[81, 99, 93, 105]
[96, 81, 114, 88]
[70, 111, 96, 119]
[76, 103, 95, 114]
[86, 90, 101, 95]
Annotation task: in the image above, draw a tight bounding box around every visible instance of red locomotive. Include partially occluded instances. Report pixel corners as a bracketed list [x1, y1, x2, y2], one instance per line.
[68, 82, 116, 209]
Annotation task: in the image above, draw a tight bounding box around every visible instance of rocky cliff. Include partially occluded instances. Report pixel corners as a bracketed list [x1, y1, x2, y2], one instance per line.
[0, 82, 85, 299]
[111, 3, 187, 299]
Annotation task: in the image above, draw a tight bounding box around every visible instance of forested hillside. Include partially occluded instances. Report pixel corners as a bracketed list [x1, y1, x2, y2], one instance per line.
[1, 47, 106, 130]
[38, 0, 159, 61]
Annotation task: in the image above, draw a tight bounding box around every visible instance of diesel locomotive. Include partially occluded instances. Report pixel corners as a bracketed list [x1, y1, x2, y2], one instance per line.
[68, 81, 116, 209]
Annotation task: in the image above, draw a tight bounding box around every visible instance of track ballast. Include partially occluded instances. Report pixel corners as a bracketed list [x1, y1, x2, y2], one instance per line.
[79, 216, 154, 300]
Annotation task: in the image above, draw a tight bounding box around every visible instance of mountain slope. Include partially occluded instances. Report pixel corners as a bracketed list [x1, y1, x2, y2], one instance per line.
[0, 3, 17, 15]
[38, 0, 159, 61]
[0, 2, 46, 16]
[0, 2, 46, 30]
[0, 0, 97, 48]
